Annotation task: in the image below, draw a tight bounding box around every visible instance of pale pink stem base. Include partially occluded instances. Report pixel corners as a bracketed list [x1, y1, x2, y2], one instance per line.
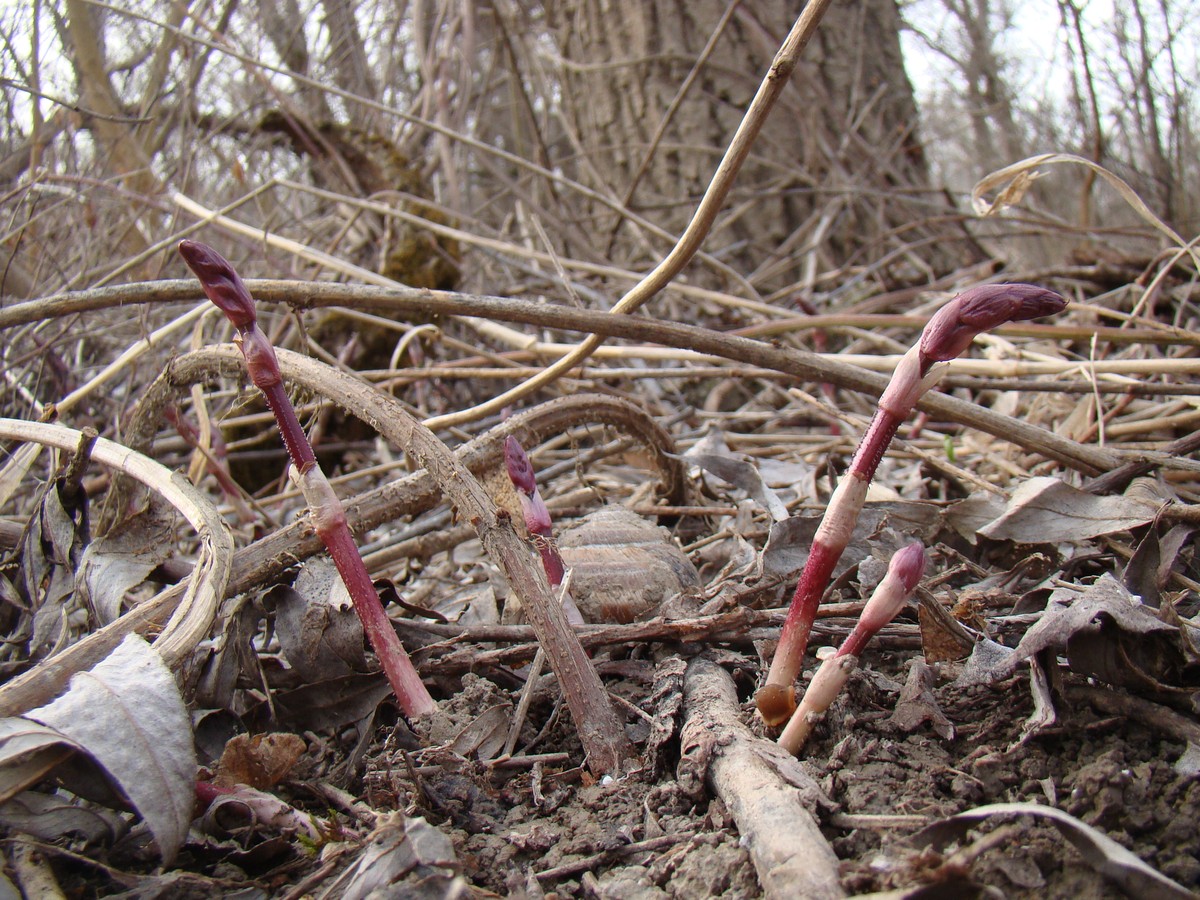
[268, 382, 436, 718]
[777, 653, 856, 755]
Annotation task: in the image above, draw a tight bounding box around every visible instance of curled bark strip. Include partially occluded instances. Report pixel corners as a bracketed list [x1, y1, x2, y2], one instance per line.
[125, 348, 637, 773]
[0, 419, 233, 717]
[0, 279, 1118, 475]
[681, 657, 844, 899]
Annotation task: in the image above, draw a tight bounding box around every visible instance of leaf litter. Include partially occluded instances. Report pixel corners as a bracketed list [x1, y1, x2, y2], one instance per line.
[5, 208, 1200, 899]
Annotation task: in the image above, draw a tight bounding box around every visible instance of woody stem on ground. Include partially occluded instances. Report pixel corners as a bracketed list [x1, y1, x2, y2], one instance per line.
[778, 542, 925, 755]
[178, 240, 436, 719]
[756, 284, 1067, 727]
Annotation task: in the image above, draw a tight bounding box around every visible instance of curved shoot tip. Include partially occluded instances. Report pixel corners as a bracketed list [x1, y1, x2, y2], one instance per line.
[178, 240, 257, 330]
[852, 541, 926, 643]
[890, 541, 927, 594]
[504, 435, 537, 496]
[921, 283, 1066, 362]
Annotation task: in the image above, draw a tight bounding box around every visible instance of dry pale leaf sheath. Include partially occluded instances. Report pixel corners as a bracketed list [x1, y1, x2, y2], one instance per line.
[21, 636, 196, 865]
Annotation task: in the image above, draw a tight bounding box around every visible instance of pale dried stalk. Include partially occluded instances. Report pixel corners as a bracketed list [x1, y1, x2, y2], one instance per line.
[0, 279, 1125, 476]
[0, 419, 233, 716]
[422, 0, 837, 430]
[683, 658, 844, 900]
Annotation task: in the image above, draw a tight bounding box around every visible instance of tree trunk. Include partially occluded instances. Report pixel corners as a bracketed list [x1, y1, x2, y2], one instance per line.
[542, 0, 975, 293]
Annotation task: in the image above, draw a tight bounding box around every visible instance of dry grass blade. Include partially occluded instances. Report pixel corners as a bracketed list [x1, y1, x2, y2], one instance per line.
[0, 279, 1128, 475]
[973, 152, 1200, 273]
[170, 192, 528, 351]
[0, 305, 209, 509]
[0, 420, 232, 716]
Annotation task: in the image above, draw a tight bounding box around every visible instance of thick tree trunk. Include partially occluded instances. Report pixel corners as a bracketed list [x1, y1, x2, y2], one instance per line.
[542, 0, 974, 292]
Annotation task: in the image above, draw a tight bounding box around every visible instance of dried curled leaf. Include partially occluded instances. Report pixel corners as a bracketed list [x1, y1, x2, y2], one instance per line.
[912, 801, 1194, 900]
[971, 477, 1160, 544]
[77, 506, 174, 625]
[973, 153, 1198, 273]
[318, 812, 462, 900]
[24, 635, 197, 864]
[214, 732, 307, 791]
[271, 557, 367, 681]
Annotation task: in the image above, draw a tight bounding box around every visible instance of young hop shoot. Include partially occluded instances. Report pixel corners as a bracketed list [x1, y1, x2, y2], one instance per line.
[756, 284, 1066, 726]
[778, 542, 925, 755]
[178, 240, 436, 719]
[504, 436, 584, 625]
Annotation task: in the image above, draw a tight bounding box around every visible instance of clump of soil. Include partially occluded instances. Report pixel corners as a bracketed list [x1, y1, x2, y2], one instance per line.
[342, 646, 1200, 898]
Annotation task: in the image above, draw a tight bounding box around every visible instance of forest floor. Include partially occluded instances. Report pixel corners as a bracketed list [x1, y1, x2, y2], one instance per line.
[2, 255, 1200, 899]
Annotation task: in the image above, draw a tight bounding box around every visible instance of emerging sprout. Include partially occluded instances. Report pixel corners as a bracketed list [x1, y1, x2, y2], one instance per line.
[756, 284, 1065, 727]
[777, 542, 926, 755]
[179, 240, 436, 719]
[504, 435, 582, 624]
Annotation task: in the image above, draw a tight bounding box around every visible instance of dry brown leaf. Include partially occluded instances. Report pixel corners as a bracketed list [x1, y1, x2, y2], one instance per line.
[975, 477, 1160, 543]
[0, 790, 122, 846]
[917, 594, 976, 663]
[686, 451, 791, 522]
[77, 506, 175, 625]
[448, 705, 511, 761]
[1009, 576, 1178, 666]
[1124, 523, 1196, 610]
[761, 502, 940, 580]
[214, 733, 307, 790]
[271, 557, 367, 682]
[888, 659, 955, 739]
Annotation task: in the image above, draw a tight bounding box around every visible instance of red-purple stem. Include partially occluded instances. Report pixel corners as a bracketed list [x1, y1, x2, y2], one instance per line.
[758, 284, 1065, 727]
[178, 240, 435, 719]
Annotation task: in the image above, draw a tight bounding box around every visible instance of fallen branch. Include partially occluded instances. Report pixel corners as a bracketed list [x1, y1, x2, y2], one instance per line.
[682, 657, 844, 899]
[0, 279, 1121, 476]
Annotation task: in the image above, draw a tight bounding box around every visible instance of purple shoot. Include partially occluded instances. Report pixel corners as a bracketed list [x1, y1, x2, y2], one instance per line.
[777, 542, 925, 755]
[178, 240, 436, 719]
[504, 435, 583, 625]
[757, 284, 1065, 726]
